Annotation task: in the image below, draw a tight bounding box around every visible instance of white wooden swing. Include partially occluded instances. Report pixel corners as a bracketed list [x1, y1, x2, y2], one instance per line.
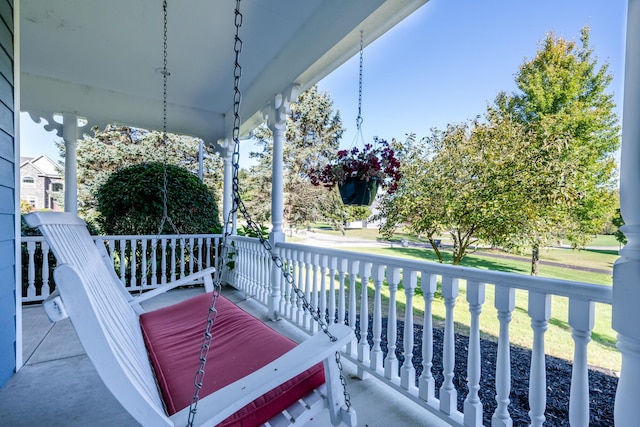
[24, 1, 357, 426]
[24, 212, 356, 426]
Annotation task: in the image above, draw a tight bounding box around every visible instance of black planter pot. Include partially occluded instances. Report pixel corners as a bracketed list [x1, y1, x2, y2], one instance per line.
[338, 178, 379, 206]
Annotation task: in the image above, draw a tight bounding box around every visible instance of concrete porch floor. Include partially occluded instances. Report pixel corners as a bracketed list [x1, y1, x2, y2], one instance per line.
[0, 287, 450, 427]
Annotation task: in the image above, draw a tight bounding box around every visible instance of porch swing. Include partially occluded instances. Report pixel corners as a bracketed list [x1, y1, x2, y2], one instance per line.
[24, 1, 357, 426]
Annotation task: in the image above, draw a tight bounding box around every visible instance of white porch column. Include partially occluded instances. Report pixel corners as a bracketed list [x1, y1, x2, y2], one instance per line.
[62, 113, 78, 215]
[265, 85, 299, 237]
[220, 140, 234, 234]
[613, 1, 640, 425]
[269, 115, 285, 236]
[265, 85, 299, 319]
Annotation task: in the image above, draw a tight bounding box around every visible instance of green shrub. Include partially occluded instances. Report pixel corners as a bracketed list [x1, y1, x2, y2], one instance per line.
[96, 162, 220, 235]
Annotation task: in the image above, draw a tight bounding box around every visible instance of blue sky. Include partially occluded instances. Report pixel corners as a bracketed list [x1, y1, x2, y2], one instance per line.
[21, 0, 628, 164]
[318, 0, 628, 150]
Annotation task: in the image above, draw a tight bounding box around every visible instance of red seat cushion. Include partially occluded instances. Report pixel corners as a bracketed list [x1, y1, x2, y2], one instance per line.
[140, 293, 325, 426]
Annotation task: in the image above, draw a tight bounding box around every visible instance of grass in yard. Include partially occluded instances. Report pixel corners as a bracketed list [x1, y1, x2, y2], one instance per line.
[314, 226, 617, 273]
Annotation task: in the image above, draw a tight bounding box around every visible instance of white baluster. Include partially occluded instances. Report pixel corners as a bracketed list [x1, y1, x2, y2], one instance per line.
[320, 255, 328, 326]
[179, 238, 186, 279]
[140, 239, 148, 288]
[296, 250, 305, 326]
[401, 269, 418, 393]
[170, 238, 177, 282]
[151, 238, 158, 286]
[160, 239, 168, 284]
[40, 242, 50, 298]
[304, 252, 313, 331]
[464, 280, 485, 426]
[27, 241, 36, 299]
[358, 261, 372, 379]
[130, 238, 137, 289]
[206, 238, 212, 269]
[528, 291, 551, 427]
[328, 256, 338, 325]
[569, 298, 594, 426]
[338, 258, 347, 325]
[263, 245, 270, 303]
[107, 240, 116, 266]
[196, 237, 203, 271]
[419, 272, 437, 402]
[311, 253, 320, 333]
[268, 244, 281, 320]
[347, 259, 360, 356]
[385, 267, 400, 382]
[119, 239, 126, 285]
[492, 286, 515, 427]
[188, 238, 194, 275]
[370, 264, 385, 373]
[283, 248, 293, 319]
[439, 276, 458, 415]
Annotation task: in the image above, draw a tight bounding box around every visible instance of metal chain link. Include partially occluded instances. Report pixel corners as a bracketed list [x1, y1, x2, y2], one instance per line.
[187, 2, 351, 423]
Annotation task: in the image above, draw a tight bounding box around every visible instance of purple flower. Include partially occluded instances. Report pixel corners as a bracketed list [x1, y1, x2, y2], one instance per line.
[307, 137, 402, 194]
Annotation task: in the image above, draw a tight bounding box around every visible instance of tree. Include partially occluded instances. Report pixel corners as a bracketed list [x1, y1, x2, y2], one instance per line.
[246, 85, 345, 228]
[495, 27, 620, 274]
[95, 162, 220, 235]
[57, 125, 223, 224]
[378, 126, 522, 265]
[378, 28, 619, 272]
[612, 208, 627, 246]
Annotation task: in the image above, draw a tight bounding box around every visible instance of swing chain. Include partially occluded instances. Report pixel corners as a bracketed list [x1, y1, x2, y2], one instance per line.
[187, 3, 243, 424]
[188, 1, 350, 423]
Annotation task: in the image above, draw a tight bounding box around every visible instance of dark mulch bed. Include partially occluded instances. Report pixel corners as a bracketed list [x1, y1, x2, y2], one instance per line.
[352, 317, 617, 426]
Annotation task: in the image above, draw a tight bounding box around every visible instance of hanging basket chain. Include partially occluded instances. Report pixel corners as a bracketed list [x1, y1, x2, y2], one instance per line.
[356, 30, 364, 131]
[153, 0, 197, 289]
[188, 1, 351, 424]
[158, 0, 179, 237]
[351, 30, 365, 149]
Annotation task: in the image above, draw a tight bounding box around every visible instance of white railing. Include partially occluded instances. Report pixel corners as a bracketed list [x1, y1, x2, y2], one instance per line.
[228, 236, 613, 427]
[21, 234, 223, 302]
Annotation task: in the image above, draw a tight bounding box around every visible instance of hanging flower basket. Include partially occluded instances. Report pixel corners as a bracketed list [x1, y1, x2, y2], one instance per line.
[308, 138, 402, 206]
[338, 178, 379, 206]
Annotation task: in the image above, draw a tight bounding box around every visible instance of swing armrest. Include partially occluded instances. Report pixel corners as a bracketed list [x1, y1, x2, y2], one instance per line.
[169, 324, 354, 427]
[131, 267, 216, 305]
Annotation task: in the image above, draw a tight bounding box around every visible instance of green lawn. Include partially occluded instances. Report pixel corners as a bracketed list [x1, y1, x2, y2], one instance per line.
[302, 227, 620, 370]
[314, 226, 618, 274]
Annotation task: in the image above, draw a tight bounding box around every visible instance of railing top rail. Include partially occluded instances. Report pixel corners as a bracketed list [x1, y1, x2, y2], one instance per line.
[275, 240, 613, 304]
[97, 233, 224, 241]
[23, 234, 225, 242]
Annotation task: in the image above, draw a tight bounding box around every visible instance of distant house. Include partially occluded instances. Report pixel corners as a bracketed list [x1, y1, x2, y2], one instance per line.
[20, 155, 64, 211]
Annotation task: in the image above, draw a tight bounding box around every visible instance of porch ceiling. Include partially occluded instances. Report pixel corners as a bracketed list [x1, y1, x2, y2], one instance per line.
[20, 0, 428, 148]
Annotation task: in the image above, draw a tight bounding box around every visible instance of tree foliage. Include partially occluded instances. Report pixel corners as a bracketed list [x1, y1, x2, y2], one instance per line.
[95, 162, 220, 235]
[379, 123, 536, 265]
[612, 208, 627, 245]
[58, 125, 223, 224]
[494, 27, 620, 273]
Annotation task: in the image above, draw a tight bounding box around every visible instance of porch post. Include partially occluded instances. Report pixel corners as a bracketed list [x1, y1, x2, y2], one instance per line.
[269, 116, 285, 236]
[265, 85, 299, 320]
[613, 1, 640, 425]
[221, 140, 234, 234]
[62, 113, 78, 215]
